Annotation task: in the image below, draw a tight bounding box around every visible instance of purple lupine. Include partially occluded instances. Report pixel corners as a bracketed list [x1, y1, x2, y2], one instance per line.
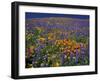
[81, 51, 85, 63]
[60, 53, 65, 65]
[39, 44, 46, 49]
[75, 49, 79, 64]
[70, 52, 73, 61]
[35, 47, 40, 53]
[80, 47, 86, 63]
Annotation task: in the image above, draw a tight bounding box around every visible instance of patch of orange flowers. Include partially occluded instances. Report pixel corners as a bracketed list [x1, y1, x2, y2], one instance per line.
[55, 39, 82, 55]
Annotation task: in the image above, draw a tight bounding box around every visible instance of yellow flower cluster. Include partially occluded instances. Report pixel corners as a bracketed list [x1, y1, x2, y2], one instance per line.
[38, 37, 45, 41]
[47, 33, 55, 40]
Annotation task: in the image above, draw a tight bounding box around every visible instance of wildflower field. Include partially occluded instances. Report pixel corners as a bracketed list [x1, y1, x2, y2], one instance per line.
[25, 13, 89, 68]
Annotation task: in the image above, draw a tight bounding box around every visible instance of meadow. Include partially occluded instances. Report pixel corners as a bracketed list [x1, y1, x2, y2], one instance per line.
[25, 15, 89, 68]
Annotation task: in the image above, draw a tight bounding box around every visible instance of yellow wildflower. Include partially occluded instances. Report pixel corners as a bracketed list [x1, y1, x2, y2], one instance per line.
[38, 37, 45, 41]
[48, 36, 53, 40]
[29, 46, 35, 54]
[53, 62, 60, 67]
